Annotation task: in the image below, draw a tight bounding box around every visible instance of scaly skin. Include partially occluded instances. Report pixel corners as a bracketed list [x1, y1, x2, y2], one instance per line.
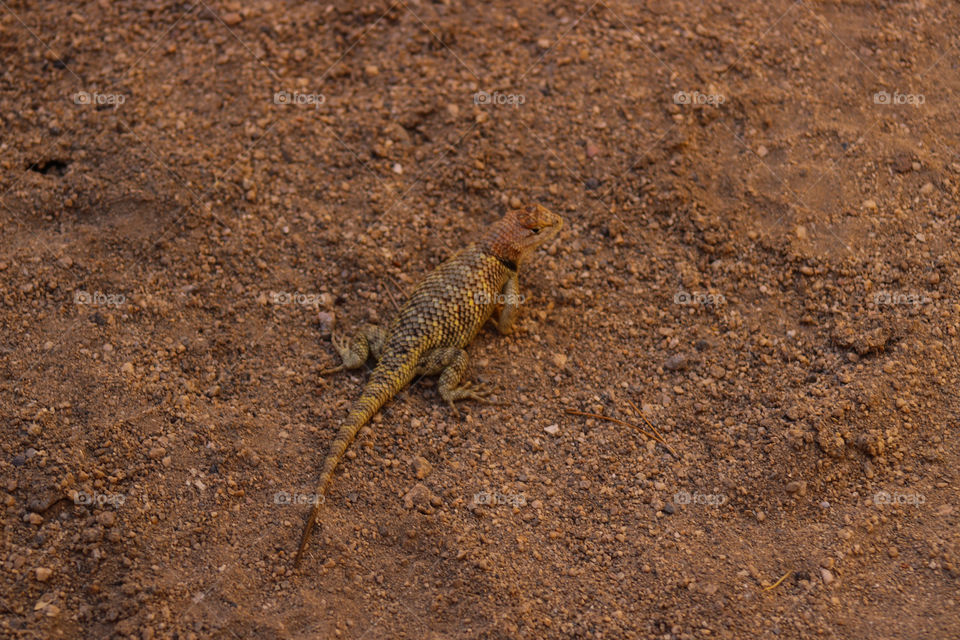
[294, 204, 563, 566]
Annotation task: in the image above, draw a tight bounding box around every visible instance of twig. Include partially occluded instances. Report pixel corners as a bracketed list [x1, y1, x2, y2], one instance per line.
[626, 399, 678, 458]
[384, 274, 407, 312]
[763, 570, 792, 591]
[382, 279, 402, 312]
[564, 409, 666, 450]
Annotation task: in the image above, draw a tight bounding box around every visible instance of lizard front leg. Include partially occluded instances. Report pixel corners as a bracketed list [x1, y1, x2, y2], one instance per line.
[496, 273, 520, 335]
[418, 347, 496, 417]
[321, 324, 387, 375]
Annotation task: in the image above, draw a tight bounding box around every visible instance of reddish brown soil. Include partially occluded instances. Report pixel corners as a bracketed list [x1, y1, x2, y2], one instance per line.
[2, 1, 958, 638]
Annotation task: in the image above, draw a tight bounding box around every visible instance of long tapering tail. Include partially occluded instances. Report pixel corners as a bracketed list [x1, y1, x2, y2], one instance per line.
[294, 351, 417, 566]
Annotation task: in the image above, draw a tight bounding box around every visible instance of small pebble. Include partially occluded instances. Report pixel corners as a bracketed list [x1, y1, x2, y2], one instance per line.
[664, 353, 688, 371]
[785, 480, 807, 496]
[412, 456, 432, 480]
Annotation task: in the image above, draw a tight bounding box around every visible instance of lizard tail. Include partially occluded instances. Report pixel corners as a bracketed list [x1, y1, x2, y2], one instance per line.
[294, 351, 418, 566]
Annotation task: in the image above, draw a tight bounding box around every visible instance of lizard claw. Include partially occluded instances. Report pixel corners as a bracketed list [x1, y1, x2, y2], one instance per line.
[447, 401, 461, 419]
[320, 364, 345, 376]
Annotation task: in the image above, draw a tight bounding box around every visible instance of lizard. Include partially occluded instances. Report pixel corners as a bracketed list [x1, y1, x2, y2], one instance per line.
[294, 203, 563, 566]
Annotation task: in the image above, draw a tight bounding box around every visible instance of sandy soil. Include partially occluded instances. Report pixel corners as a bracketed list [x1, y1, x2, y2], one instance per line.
[2, 0, 958, 638]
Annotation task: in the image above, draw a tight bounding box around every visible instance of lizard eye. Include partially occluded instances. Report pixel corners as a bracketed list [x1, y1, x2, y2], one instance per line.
[530, 227, 541, 234]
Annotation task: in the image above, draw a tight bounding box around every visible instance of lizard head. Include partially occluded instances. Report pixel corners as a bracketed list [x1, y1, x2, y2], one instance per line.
[485, 203, 563, 266]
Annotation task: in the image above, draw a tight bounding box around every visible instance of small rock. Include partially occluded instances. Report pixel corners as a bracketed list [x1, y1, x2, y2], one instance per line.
[543, 424, 560, 436]
[148, 447, 166, 460]
[756, 145, 769, 158]
[121, 362, 135, 375]
[927, 272, 941, 285]
[888, 546, 899, 558]
[551, 353, 568, 369]
[795, 225, 808, 240]
[35, 567, 53, 582]
[785, 480, 807, 496]
[317, 311, 334, 336]
[536, 38, 552, 49]
[364, 64, 379, 77]
[403, 483, 433, 511]
[222, 12, 242, 26]
[412, 456, 432, 480]
[662, 502, 675, 515]
[862, 199, 878, 212]
[820, 568, 834, 585]
[82, 527, 103, 542]
[891, 154, 913, 173]
[919, 182, 934, 196]
[664, 353, 688, 371]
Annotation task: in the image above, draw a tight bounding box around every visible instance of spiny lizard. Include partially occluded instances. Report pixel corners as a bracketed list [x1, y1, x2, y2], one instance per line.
[294, 204, 563, 566]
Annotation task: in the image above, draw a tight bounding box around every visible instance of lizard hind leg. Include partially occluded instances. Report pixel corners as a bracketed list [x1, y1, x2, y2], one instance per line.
[321, 324, 384, 375]
[423, 347, 498, 417]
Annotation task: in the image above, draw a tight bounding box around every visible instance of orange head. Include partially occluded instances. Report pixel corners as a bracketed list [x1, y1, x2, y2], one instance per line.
[482, 204, 563, 266]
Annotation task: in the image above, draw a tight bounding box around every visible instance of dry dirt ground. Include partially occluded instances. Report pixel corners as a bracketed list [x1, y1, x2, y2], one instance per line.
[2, 0, 959, 638]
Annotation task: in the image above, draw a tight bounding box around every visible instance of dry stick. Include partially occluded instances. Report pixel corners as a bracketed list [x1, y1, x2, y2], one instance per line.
[564, 409, 665, 449]
[382, 279, 402, 312]
[763, 570, 792, 591]
[385, 274, 408, 311]
[626, 399, 678, 458]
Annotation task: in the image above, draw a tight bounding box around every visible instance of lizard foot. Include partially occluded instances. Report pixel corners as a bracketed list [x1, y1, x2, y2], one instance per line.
[442, 382, 500, 417]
